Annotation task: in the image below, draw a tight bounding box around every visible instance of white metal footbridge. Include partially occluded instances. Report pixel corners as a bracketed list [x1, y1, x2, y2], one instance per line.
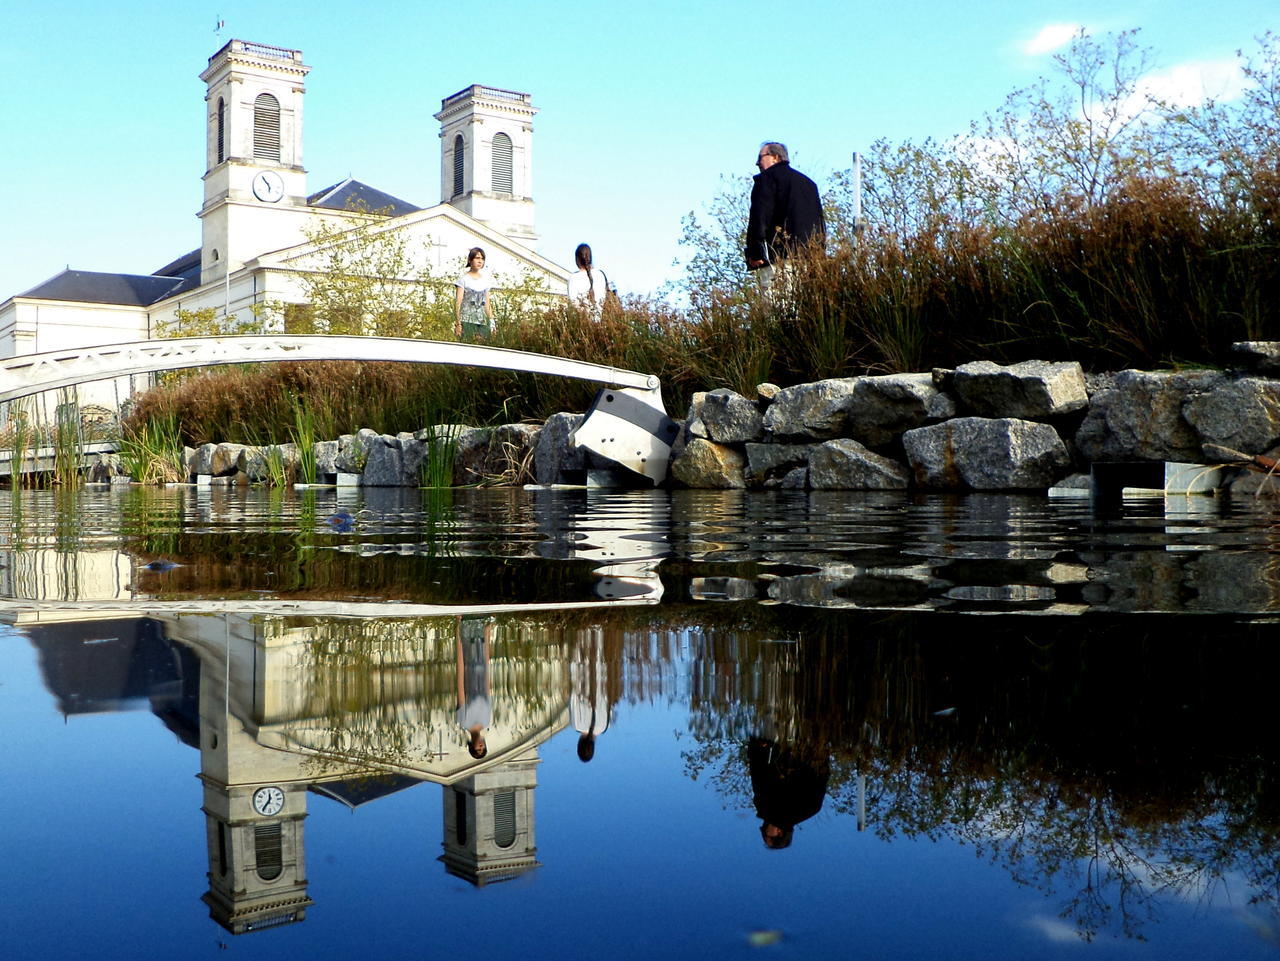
[0, 335, 679, 482]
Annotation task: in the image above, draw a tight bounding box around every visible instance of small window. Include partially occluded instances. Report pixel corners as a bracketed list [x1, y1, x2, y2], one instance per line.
[453, 134, 465, 197]
[253, 93, 281, 162]
[216, 98, 225, 164]
[254, 822, 283, 881]
[492, 133, 513, 194]
[493, 790, 516, 848]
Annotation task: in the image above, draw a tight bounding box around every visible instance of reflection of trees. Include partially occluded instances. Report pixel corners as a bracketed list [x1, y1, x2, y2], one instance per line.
[678, 610, 1280, 942]
[289, 615, 572, 776]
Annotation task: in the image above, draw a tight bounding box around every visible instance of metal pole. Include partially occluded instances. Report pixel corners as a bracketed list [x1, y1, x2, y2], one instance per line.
[852, 152, 865, 237]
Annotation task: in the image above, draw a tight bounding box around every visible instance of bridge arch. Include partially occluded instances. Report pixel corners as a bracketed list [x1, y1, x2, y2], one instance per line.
[0, 335, 660, 405]
[0, 335, 678, 483]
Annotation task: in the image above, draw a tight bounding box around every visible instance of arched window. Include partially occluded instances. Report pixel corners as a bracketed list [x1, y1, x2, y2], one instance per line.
[453, 134, 465, 197]
[254, 822, 283, 881]
[493, 790, 516, 848]
[491, 133, 513, 194]
[215, 98, 225, 164]
[253, 93, 281, 162]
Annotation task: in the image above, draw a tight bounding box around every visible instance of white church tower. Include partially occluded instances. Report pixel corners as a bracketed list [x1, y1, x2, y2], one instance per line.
[198, 40, 312, 285]
[435, 86, 538, 243]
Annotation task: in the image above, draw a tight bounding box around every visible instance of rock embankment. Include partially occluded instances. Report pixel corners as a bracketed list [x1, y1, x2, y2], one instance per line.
[92, 343, 1280, 494]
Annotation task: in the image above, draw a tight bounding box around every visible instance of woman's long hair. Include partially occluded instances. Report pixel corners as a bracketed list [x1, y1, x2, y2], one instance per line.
[574, 243, 596, 303]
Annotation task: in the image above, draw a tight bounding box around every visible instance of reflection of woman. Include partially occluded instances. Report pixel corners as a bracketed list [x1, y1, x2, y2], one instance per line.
[454, 247, 494, 340]
[456, 616, 494, 759]
[570, 626, 611, 762]
[566, 243, 609, 321]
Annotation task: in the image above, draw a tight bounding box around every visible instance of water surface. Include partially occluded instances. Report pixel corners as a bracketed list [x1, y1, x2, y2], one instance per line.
[1, 487, 1277, 959]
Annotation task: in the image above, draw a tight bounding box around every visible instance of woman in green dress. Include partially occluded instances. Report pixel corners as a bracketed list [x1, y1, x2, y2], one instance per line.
[453, 247, 494, 341]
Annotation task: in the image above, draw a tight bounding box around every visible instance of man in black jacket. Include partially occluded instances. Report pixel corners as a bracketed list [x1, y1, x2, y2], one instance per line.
[745, 142, 825, 276]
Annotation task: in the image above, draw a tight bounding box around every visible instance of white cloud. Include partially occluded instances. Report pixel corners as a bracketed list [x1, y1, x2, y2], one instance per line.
[1023, 23, 1081, 56]
[1135, 57, 1250, 107]
[1026, 914, 1084, 943]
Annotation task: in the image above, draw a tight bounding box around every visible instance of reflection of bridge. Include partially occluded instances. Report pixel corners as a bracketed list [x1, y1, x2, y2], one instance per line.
[0, 335, 679, 483]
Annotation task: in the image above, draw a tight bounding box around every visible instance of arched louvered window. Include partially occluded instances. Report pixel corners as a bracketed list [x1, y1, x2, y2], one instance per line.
[254, 822, 283, 881]
[216, 98, 225, 164]
[217, 822, 228, 877]
[491, 133, 513, 194]
[453, 134, 465, 197]
[253, 93, 281, 162]
[493, 790, 516, 848]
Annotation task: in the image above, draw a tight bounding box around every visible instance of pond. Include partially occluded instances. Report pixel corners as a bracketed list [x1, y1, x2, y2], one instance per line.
[2, 485, 1278, 959]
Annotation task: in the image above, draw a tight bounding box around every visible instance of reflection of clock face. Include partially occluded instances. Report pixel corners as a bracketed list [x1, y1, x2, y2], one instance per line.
[252, 785, 286, 816]
[251, 170, 285, 203]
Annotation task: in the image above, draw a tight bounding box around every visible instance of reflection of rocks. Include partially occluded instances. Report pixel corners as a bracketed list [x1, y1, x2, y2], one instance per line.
[764, 565, 932, 608]
[1187, 552, 1280, 611]
[690, 576, 758, 601]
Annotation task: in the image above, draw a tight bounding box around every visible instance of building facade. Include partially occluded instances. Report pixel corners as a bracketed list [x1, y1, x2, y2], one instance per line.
[0, 39, 568, 415]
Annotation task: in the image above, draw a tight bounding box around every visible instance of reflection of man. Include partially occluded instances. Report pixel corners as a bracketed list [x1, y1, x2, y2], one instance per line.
[745, 141, 825, 283]
[570, 626, 611, 762]
[456, 616, 494, 759]
[747, 737, 830, 849]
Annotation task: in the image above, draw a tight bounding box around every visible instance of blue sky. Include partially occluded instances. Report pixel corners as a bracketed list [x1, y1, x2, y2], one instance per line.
[1, 0, 1275, 300]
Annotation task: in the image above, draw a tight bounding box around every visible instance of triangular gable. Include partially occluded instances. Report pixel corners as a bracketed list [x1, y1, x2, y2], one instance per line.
[252, 202, 571, 283]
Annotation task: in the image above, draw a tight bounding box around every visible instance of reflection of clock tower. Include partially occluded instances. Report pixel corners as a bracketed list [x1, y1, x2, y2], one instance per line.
[198, 39, 311, 286]
[201, 780, 314, 934]
[439, 751, 542, 886]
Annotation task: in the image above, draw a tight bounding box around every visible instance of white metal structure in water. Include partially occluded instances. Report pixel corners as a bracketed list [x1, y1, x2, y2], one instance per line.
[0, 335, 680, 483]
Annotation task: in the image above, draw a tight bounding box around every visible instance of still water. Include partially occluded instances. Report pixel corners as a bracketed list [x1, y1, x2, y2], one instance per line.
[2, 486, 1278, 959]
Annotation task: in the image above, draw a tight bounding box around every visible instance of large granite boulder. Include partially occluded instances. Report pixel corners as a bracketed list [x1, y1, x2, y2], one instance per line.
[1231, 341, 1280, 376]
[846, 372, 956, 447]
[209, 443, 247, 476]
[314, 440, 340, 475]
[700, 388, 764, 443]
[904, 417, 1070, 489]
[1183, 377, 1280, 456]
[745, 443, 812, 487]
[335, 428, 381, 474]
[762, 378, 859, 440]
[1074, 369, 1224, 462]
[670, 438, 746, 489]
[360, 435, 404, 483]
[534, 412, 587, 485]
[187, 443, 217, 477]
[950, 360, 1088, 419]
[809, 438, 910, 489]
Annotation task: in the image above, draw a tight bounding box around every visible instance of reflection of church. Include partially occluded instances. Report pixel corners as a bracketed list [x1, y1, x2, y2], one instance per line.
[21, 611, 568, 934]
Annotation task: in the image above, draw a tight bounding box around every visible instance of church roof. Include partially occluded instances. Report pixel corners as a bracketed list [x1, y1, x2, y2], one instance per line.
[307, 178, 422, 217]
[153, 248, 202, 282]
[309, 773, 425, 809]
[16, 269, 192, 307]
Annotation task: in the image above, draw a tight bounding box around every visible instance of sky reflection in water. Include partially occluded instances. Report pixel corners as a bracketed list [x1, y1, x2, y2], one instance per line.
[1, 487, 1278, 959]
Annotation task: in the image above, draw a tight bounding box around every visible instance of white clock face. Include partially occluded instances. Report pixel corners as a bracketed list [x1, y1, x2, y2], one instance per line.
[252, 170, 285, 203]
[252, 785, 286, 816]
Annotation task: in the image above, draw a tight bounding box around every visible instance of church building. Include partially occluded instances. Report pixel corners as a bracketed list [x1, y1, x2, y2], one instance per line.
[0, 39, 569, 412]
